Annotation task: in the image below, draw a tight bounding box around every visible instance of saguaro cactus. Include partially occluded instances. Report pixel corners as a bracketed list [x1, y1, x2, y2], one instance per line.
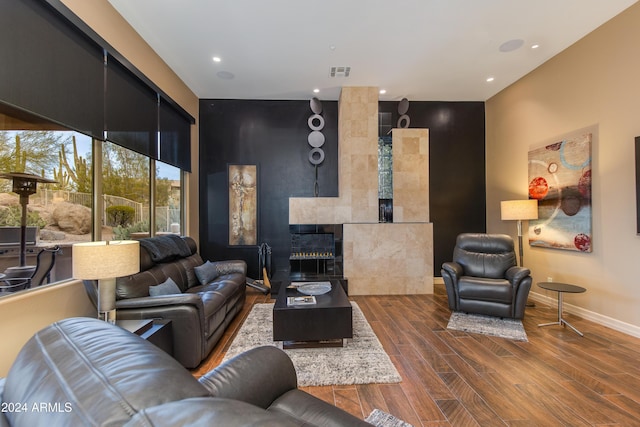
[58, 136, 91, 193]
[13, 134, 27, 172]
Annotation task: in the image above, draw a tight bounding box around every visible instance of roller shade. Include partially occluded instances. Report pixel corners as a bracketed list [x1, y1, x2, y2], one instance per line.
[105, 55, 158, 159]
[0, 0, 104, 139]
[159, 98, 192, 172]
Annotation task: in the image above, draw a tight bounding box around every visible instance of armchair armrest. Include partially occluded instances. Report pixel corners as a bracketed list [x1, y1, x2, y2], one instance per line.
[441, 261, 463, 280]
[505, 266, 531, 286]
[198, 346, 297, 409]
[211, 259, 247, 276]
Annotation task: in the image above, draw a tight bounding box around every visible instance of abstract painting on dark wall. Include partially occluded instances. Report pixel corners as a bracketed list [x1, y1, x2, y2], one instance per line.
[528, 132, 592, 252]
[228, 164, 257, 246]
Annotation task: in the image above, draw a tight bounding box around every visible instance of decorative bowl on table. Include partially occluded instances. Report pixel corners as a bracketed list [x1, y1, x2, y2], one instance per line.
[297, 282, 332, 296]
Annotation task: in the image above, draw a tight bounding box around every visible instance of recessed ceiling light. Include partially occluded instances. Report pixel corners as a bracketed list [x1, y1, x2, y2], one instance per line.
[379, 89, 386, 95]
[212, 56, 221, 63]
[313, 88, 320, 93]
[486, 77, 495, 82]
[531, 44, 540, 49]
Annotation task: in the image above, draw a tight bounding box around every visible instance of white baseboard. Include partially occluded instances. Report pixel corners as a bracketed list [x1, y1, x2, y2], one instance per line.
[528, 292, 640, 339]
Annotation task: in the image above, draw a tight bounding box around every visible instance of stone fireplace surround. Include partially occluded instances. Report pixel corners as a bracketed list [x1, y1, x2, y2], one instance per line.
[289, 87, 433, 295]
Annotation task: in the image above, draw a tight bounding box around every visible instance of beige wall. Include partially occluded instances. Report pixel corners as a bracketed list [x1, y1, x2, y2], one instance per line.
[0, 281, 96, 376]
[486, 2, 640, 334]
[0, 1, 201, 375]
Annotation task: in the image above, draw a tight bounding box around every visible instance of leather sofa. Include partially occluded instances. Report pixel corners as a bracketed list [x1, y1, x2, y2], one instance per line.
[441, 233, 532, 319]
[95, 235, 246, 368]
[0, 317, 371, 426]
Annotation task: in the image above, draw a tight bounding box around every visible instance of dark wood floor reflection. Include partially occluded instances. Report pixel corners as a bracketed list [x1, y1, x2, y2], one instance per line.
[192, 284, 640, 426]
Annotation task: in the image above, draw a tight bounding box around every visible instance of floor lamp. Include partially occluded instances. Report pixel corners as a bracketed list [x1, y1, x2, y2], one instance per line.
[500, 199, 538, 266]
[501, 199, 538, 306]
[73, 240, 140, 324]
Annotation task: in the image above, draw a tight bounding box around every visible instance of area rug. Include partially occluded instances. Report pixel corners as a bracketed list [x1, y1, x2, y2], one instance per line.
[365, 409, 413, 427]
[446, 312, 528, 341]
[223, 302, 402, 387]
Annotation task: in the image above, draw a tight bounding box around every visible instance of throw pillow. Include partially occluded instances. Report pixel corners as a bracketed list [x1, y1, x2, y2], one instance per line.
[194, 261, 219, 285]
[149, 277, 181, 296]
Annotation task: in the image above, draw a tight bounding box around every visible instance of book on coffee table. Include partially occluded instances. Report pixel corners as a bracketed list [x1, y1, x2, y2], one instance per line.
[287, 296, 316, 306]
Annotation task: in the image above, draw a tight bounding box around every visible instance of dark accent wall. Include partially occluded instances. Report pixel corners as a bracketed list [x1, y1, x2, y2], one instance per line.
[199, 99, 485, 279]
[199, 100, 339, 278]
[379, 102, 486, 272]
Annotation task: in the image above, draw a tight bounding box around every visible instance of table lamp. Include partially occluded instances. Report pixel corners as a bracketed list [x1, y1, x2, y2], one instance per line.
[500, 199, 538, 267]
[73, 240, 140, 323]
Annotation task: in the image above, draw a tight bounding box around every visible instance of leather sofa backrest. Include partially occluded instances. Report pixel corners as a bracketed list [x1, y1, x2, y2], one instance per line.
[139, 236, 198, 272]
[116, 236, 203, 299]
[453, 233, 516, 279]
[1, 317, 209, 427]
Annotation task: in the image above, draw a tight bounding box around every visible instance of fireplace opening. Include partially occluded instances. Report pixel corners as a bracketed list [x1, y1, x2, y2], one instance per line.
[289, 224, 343, 281]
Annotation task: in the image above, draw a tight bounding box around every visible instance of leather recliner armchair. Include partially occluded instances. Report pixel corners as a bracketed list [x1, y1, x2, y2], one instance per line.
[441, 233, 532, 319]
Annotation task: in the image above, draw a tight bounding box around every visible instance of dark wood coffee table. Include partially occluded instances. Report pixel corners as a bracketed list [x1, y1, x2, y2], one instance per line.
[273, 279, 352, 349]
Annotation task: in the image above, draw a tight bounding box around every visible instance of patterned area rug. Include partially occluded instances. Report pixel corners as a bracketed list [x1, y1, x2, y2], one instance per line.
[446, 312, 528, 341]
[223, 302, 402, 387]
[365, 409, 414, 427]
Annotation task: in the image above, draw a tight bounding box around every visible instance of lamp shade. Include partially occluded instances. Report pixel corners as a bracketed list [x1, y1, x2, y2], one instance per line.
[72, 240, 140, 280]
[500, 199, 538, 221]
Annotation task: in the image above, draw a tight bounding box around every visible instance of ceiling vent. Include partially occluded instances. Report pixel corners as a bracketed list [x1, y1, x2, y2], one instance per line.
[330, 66, 351, 77]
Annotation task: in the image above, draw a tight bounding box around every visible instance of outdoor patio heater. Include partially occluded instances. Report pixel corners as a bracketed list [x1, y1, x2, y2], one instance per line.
[0, 172, 57, 267]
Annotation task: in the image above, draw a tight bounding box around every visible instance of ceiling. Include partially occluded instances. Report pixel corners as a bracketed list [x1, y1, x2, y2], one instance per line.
[107, 0, 637, 102]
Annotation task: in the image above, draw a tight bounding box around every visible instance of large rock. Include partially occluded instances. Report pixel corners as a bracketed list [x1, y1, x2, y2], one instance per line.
[51, 202, 91, 235]
[39, 229, 67, 241]
[0, 193, 19, 207]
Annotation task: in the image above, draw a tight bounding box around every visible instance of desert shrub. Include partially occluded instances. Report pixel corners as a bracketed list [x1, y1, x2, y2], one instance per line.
[106, 205, 136, 227]
[112, 220, 149, 240]
[0, 205, 46, 228]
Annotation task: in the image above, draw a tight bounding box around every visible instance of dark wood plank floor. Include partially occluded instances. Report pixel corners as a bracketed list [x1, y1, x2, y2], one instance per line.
[192, 284, 640, 426]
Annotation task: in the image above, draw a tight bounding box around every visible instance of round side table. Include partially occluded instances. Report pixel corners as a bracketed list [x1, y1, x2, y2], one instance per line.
[537, 282, 586, 336]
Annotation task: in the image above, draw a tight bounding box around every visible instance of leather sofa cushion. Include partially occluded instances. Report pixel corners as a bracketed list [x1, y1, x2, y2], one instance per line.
[458, 276, 513, 304]
[190, 276, 243, 301]
[117, 253, 204, 299]
[117, 268, 168, 299]
[3, 318, 209, 427]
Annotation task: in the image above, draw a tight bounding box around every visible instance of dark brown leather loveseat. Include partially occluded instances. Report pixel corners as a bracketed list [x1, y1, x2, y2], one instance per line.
[0, 317, 371, 426]
[113, 235, 246, 368]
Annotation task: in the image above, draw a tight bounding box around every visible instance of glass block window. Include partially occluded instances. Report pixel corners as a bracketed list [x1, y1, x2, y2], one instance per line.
[378, 136, 393, 199]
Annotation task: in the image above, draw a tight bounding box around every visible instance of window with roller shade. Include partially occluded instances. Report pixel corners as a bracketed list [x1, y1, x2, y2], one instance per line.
[0, 0, 193, 296]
